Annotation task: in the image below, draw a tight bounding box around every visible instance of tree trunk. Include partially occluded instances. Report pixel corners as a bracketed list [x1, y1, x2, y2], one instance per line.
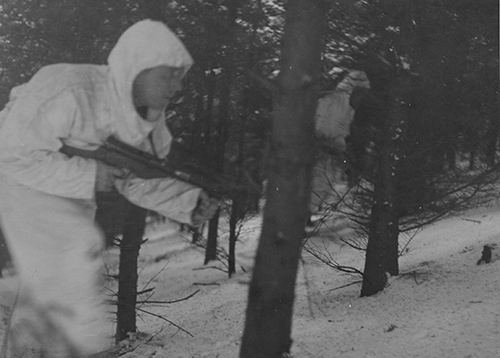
[361, 175, 396, 297]
[227, 167, 249, 276]
[239, 1, 326, 357]
[201, 70, 218, 263]
[205, 0, 240, 265]
[485, 114, 499, 167]
[203, 69, 216, 150]
[228, 173, 245, 277]
[190, 94, 204, 151]
[361, 0, 424, 297]
[114, 3, 167, 343]
[0, 229, 11, 277]
[361, 75, 409, 297]
[204, 210, 220, 264]
[228, 84, 251, 277]
[228, 200, 240, 277]
[95, 192, 128, 248]
[387, 210, 400, 276]
[469, 150, 476, 170]
[446, 147, 456, 171]
[115, 203, 147, 342]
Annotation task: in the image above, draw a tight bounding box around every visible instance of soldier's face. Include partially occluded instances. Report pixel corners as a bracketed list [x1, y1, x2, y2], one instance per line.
[133, 65, 184, 112]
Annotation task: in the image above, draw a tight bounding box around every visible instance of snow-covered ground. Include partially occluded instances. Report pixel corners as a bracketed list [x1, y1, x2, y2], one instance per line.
[1, 202, 499, 357]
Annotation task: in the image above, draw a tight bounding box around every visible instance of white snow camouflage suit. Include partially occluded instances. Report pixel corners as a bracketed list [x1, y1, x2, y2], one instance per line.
[0, 19, 200, 357]
[310, 70, 370, 212]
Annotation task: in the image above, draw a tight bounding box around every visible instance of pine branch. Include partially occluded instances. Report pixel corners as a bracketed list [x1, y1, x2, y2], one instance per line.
[136, 290, 200, 305]
[134, 307, 194, 337]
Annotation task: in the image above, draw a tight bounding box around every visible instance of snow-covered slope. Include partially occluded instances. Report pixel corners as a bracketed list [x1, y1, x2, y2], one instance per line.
[1, 204, 499, 357]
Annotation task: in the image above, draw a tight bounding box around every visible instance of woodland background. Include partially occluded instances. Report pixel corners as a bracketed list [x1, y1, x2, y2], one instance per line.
[0, 1, 498, 357]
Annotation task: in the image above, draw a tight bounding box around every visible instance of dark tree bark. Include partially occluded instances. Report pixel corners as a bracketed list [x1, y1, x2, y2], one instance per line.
[360, 73, 414, 296]
[228, 83, 251, 277]
[205, 0, 241, 264]
[469, 150, 477, 170]
[387, 209, 400, 275]
[0, 229, 11, 277]
[228, 199, 240, 277]
[240, 1, 326, 357]
[115, 203, 147, 342]
[203, 69, 216, 150]
[446, 147, 457, 171]
[204, 209, 220, 264]
[228, 134, 250, 276]
[114, 3, 166, 342]
[201, 70, 219, 262]
[95, 192, 128, 247]
[360, 88, 399, 296]
[485, 113, 500, 168]
[361, 0, 420, 297]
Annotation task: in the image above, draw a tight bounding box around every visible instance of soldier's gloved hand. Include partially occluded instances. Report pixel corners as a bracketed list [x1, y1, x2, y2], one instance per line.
[191, 191, 219, 227]
[95, 161, 129, 192]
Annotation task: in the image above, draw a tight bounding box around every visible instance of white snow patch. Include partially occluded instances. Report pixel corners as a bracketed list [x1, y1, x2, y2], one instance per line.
[1, 205, 499, 357]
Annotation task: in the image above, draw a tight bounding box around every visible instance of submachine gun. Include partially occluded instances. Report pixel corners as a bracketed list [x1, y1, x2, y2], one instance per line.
[60, 136, 255, 200]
